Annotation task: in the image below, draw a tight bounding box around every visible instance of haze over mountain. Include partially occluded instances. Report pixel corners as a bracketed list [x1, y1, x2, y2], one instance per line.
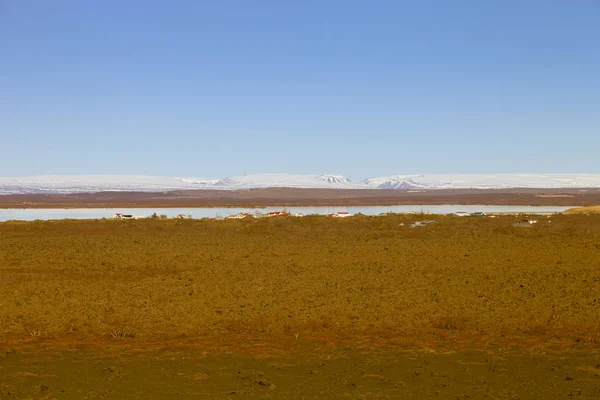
[2, 174, 600, 195]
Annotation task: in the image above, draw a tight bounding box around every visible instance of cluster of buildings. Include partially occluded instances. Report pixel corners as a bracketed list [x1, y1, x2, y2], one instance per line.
[112, 213, 145, 220]
[221, 211, 359, 219]
[112, 210, 549, 221]
[226, 211, 304, 219]
[225, 211, 355, 218]
[453, 211, 490, 217]
[112, 210, 359, 220]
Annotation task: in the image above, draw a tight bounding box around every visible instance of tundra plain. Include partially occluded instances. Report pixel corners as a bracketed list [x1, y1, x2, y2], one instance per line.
[1, 215, 600, 398]
[3, 187, 600, 208]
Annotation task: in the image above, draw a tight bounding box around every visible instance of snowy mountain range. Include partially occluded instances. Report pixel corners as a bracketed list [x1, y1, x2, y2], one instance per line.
[2, 173, 600, 195]
[362, 174, 600, 190]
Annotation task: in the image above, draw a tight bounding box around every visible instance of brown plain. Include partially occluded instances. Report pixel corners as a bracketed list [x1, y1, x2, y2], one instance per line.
[565, 205, 600, 214]
[2, 214, 599, 346]
[2, 187, 600, 208]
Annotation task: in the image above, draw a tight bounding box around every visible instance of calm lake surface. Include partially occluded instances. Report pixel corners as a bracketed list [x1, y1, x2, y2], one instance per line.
[0, 205, 575, 221]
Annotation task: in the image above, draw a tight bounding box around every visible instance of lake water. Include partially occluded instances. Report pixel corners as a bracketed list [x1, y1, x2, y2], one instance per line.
[0, 205, 575, 221]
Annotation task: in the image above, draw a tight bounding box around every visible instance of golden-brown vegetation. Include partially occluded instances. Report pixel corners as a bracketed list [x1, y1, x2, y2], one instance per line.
[1, 214, 600, 345]
[565, 205, 600, 214]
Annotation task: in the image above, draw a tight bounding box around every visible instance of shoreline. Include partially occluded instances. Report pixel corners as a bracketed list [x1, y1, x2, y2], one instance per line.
[0, 204, 580, 209]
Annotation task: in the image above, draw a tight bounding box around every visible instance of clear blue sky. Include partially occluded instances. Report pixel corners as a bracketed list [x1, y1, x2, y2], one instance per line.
[2, 0, 599, 180]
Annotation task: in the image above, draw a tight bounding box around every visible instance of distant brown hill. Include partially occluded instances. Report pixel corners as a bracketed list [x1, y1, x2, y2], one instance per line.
[1, 187, 600, 208]
[564, 205, 600, 214]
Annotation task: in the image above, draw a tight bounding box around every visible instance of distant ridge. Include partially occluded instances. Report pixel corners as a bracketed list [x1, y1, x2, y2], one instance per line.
[362, 174, 600, 190]
[2, 173, 600, 194]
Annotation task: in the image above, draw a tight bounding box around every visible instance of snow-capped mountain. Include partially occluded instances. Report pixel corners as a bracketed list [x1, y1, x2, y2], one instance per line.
[363, 174, 600, 190]
[0, 175, 220, 195]
[174, 177, 221, 187]
[2, 173, 600, 194]
[0, 174, 363, 194]
[212, 174, 355, 189]
[362, 176, 429, 190]
[319, 175, 350, 184]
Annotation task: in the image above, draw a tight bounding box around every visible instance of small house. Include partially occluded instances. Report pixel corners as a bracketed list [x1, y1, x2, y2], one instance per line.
[113, 213, 144, 220]
[266, 211, 289, 217]
[227, 213, 253, 219]
[329, 212, 352, 218]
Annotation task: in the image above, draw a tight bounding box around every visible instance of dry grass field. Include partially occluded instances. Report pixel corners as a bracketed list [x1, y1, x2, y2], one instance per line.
[2, 214, 600, 398]
[565, 205, 600, 214]
[1, 214, 600, 345]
